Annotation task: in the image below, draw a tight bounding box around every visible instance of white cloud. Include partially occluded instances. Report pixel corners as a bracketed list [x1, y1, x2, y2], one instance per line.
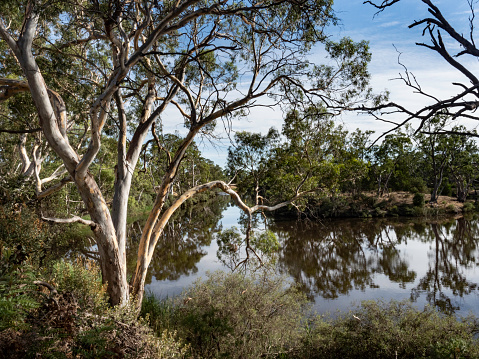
[378, 21, 402, 28]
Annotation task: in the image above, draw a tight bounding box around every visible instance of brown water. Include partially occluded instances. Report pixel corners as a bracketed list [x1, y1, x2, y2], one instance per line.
[141, 203, 479, 316]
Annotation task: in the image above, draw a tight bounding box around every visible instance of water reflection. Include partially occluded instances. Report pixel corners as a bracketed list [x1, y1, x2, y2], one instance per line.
[271, 216, 479, 314]
[272, 219, 417, 300]
[410, 219, 479, 314]
[136, 199, 479, 315]
[126, 196, 229, 285]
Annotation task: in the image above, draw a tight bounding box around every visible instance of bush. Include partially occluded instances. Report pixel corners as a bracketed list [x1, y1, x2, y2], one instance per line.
[413, 192, 425, 207]
[299, 300, 479, 359]
[446, 204, 457, 213]
[48, 258, 107, 313]
[463, 202, 475, 213]
[0, 258, 186, 359]
[409, 178, 428, 194]
[0, 243, 40, 331]
[143, 269, 307, 359]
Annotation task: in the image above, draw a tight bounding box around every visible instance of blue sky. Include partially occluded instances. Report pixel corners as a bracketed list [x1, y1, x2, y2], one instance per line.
[178, 0, 478, 167]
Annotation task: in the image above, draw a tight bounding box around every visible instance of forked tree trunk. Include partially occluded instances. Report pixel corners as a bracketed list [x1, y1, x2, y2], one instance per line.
[76, 174, 129, 305]
[1, 12, 130, 306]
[430, 170, 444, 203]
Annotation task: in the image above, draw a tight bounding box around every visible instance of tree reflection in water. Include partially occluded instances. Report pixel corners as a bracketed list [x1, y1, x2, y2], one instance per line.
[126, 195, 229, 285]
[129, 198, 479, 316]
[270, 216, 479, 314]
[410, 218, 479, 314]
[271, 218, 416, 301]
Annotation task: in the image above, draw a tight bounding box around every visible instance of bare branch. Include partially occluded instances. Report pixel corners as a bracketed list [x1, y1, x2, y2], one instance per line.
[41, 214, 97, 229]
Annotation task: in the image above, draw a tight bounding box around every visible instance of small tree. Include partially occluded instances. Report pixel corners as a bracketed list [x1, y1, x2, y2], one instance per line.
[413, 116, 453, 203]
[370, 131, 412, 197]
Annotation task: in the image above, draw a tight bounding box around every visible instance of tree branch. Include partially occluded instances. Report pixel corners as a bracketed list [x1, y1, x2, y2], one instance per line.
[41, 214, 97, 229]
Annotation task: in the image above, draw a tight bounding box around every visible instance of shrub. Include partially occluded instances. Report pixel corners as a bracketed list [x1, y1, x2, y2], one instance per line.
[463, 202, 475, 213]
[413, 192, 425, 207]
[409, 178, 428, 194]
[0, 258, 186, 359]
[300, 300, 479, 359]
[0, 243, 40, 331]
[48, 258, 107, 313]
[446, 204, 457, 213]
[143, 269, 307, 359]
[442, 183, 453, 197]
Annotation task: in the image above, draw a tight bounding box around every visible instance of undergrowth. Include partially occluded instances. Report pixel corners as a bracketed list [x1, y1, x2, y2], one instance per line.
[141, 271, 479, 359]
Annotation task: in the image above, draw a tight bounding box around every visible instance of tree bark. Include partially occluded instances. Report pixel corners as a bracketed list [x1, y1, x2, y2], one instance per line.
[1, 9, 130, 305]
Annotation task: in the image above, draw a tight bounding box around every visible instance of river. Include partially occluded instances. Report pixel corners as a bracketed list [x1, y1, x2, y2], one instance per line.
[137, 202, 479, 317]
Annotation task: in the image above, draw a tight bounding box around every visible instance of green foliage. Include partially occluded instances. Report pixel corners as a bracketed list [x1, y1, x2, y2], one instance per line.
[251, 230, 280, 256]
[143, 270, 307, 359]
[0, 205, 47, 262]
[413, 193, 425, 207]
[48, 259, 108, 313]
[0, 243, 40, 331]
[226, 106, 375, 212]
[0, 257, 187, 358]
[216, 226, 244, 265]
[463, 202, 475, 213]
[227, 129, 280, 204]
[446, 204, 457, 214]
[300, 300, 479, 359]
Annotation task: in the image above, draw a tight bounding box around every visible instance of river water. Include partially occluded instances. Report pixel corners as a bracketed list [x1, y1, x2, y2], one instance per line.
[141, 203, 479, 317]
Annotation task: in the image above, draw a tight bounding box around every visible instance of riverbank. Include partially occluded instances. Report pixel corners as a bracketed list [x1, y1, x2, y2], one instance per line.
[272, 191, 477, 220]
[3, 262, 478, 358]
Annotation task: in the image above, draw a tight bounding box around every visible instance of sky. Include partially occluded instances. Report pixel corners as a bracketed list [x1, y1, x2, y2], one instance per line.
[168, 0, 479, 167]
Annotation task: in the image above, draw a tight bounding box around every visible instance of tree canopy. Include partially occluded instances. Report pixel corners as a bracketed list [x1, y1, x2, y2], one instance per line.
[0, 0, 373, 305]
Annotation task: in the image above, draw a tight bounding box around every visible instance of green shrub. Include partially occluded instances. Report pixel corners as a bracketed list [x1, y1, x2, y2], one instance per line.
[141, 294, 177, 333]
[0, 243, 40, 331]
[446, 204, 457, 213]
[0, 258, 186, 359]
[48, 258, 107, 313]
[300, 300, 479, 359]
[413, 192, 425, 207]
[442, 183, 453, 197]
[463, 202, 475, 213]
[409, 178, 428, 194]
[143, 269, 307, 359]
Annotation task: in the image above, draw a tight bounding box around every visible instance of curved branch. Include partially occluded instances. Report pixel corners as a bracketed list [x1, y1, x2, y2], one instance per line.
[37, 175, 72, 199]
[146, 180, 322, 261]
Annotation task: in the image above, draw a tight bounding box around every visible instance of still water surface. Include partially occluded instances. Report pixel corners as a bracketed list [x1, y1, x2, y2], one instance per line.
[143, 203, 479, 317]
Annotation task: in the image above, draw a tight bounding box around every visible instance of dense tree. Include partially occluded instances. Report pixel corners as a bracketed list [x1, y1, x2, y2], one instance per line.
[0, 0, 372, 305]
[228, 107, 372, 212]
[369, 130, 412, 197]
[413, 117, 453, 202]
[446, 128, 479, 202]
[227, 128, 280, 205]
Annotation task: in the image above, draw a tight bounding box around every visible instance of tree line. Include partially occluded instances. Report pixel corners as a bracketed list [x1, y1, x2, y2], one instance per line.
[228, 109, 479, 209]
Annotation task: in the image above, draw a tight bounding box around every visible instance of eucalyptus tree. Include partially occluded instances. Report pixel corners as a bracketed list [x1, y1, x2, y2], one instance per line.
[227, 128, 280, 205]
[228, 106, 373, 214]
[268, 106, 352, 205]
[446, 127, 479, 202]
[0, 0, 372, 305]
[414, 116, 454, 202]
[370, 131, 412, 197]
